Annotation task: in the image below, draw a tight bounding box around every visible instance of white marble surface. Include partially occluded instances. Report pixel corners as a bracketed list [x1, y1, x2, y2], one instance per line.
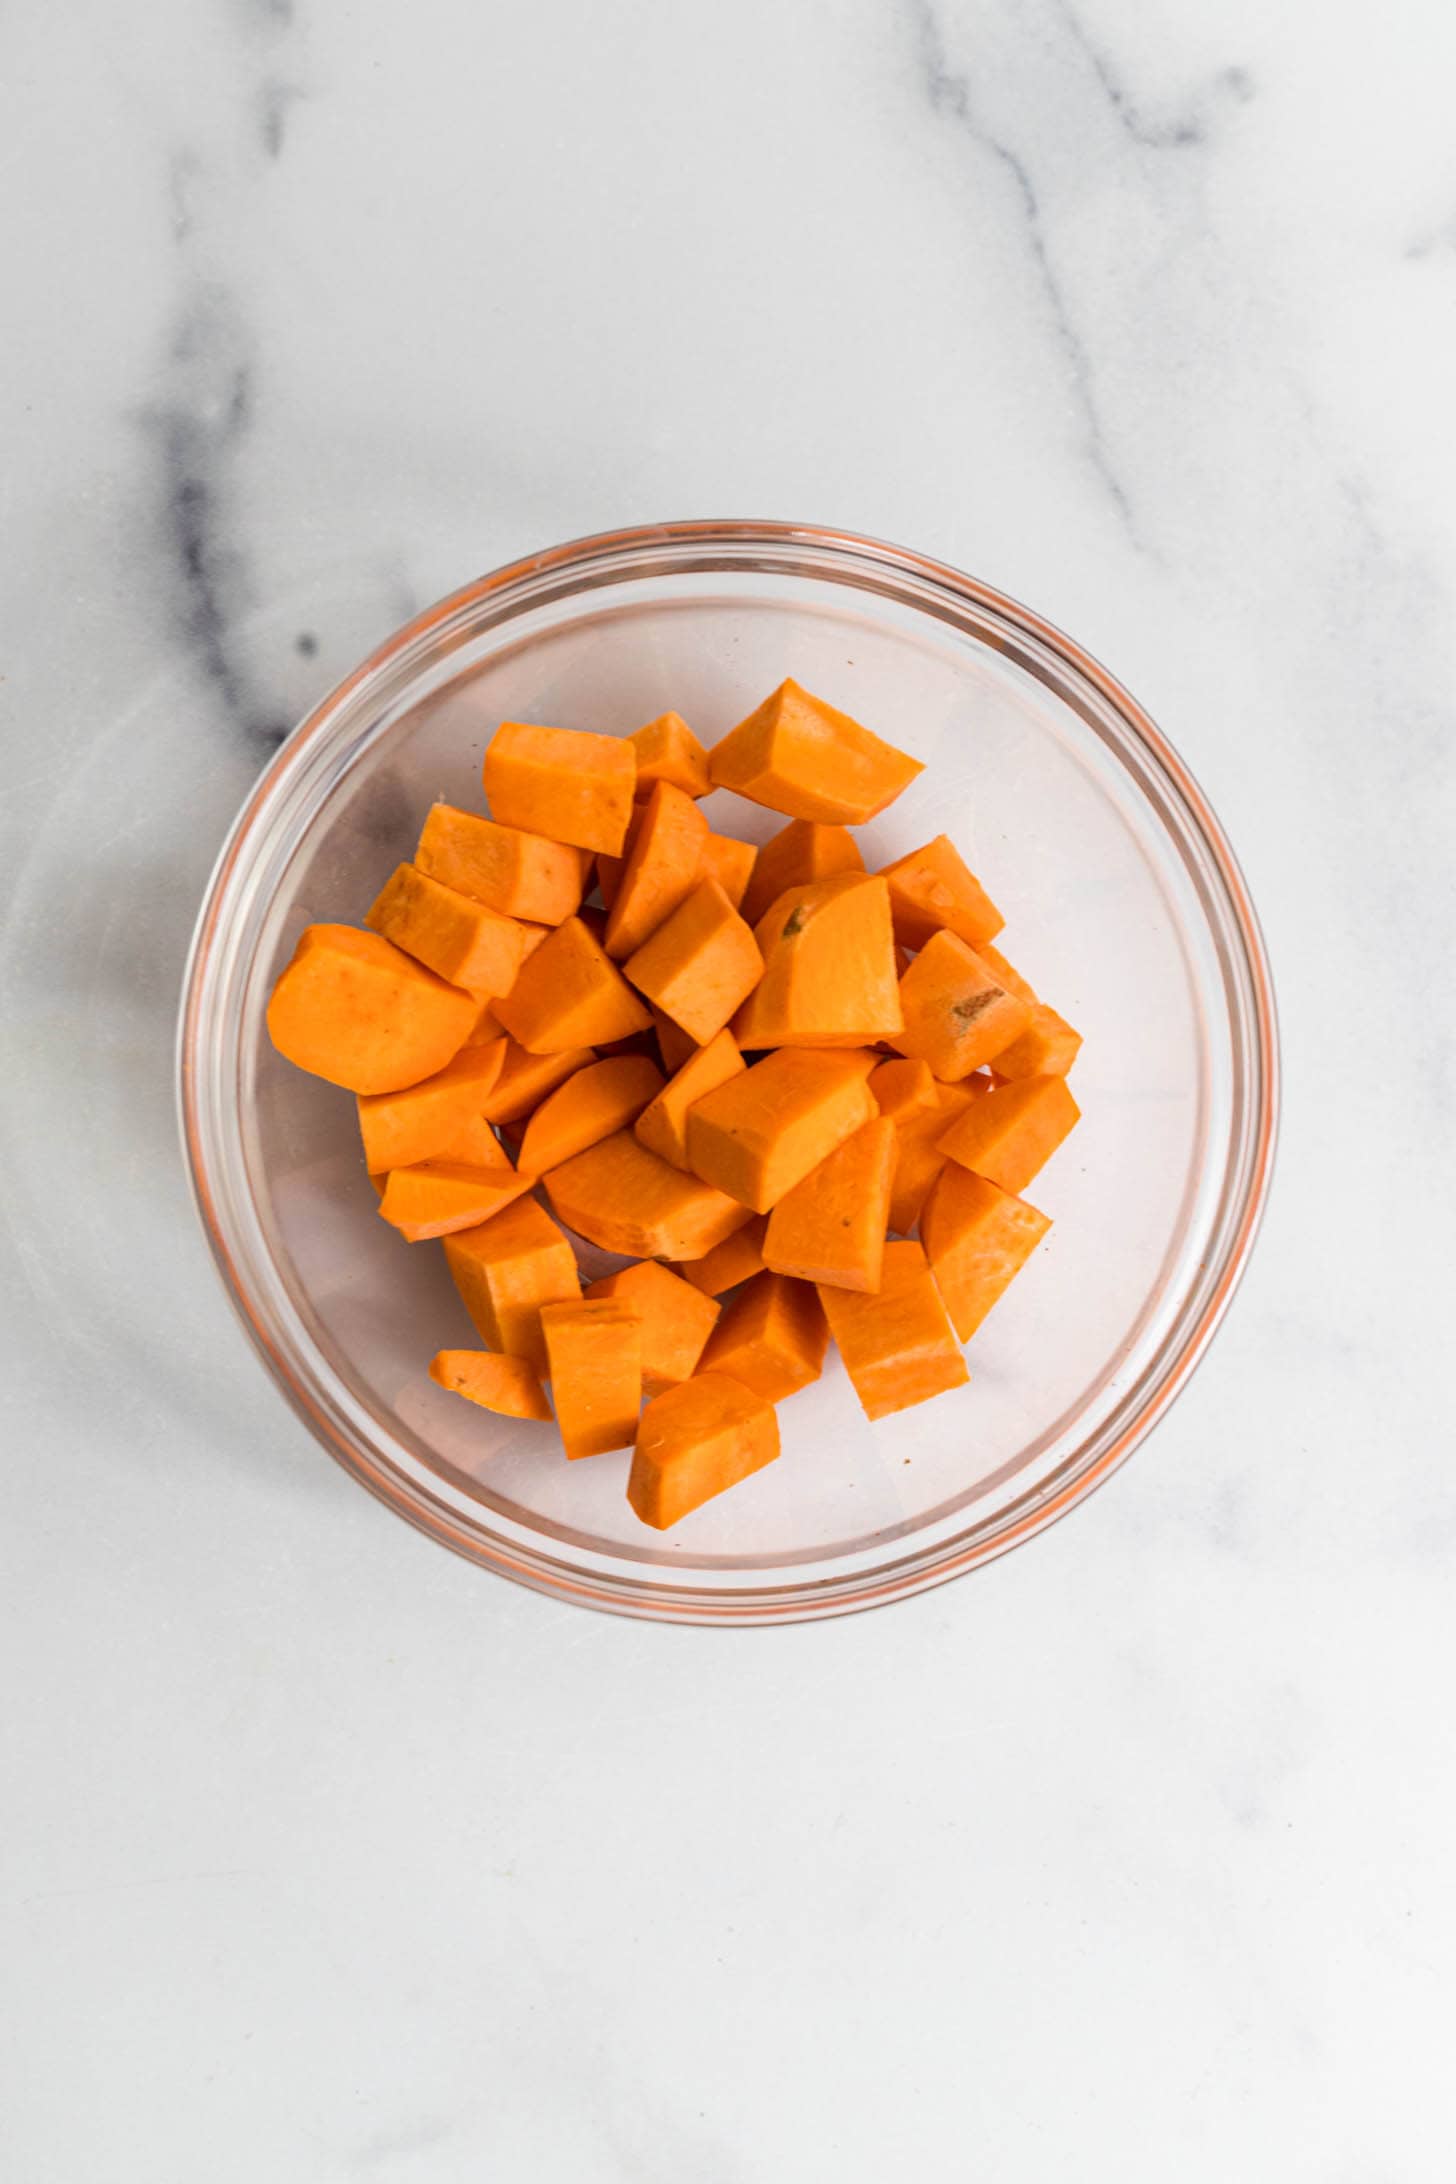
[3, 0, 1454, 2175]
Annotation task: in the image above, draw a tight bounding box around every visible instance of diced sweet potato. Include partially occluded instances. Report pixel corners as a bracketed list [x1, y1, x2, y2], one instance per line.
[429, 1350, 553, 1421]
[817, 1240, 968, 1421]
[633, 1028, 744, 1171]
[937, 1075, 1080, 1195]
[484, 722, 636, 857]
[356, 1040, 507, 1173]
[698, 833, 757, 911]
[698, 1271, 828, 1401]
[366, 864, 524, 995]
[623, 879, 762, 1045]
[516, 1055, 664, 1176]
[266, 924, 477, 1094]
[708, 679, 923, 823]
[630, 711, 711, 798]
[603, 781, 711, 958]
[685, 1048, 879, 1213]
[892, 930, 1032, 1081]
[378, 1158, 530, 1242]
[443, 1198, 581, 1374]
[415, 802, 588, 925]
[732, 873, 901, 1048]
[585, 1261, 720, 1391]
[481, 1040, 596, 1123]
[762, 1117, 896, 1292]
[920, 1166, 1052, 1342]
[879, 836, 1003, 950]
[494, 916, 652, 1053]
[627, 1373, 780, 1528]
[989, 1003, 1082, 1080]
[540, 1299, 642, 1458]
[740, 818, 865, 927]
[544, 1130, 756, 1260]
[675, 1216, 768, 1296]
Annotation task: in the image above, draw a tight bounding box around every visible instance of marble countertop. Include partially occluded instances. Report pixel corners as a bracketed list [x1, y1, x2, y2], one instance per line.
[4, 1, 1453, 2176]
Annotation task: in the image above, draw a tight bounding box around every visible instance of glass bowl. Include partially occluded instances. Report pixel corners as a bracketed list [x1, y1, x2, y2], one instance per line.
[178, 521, 1278, 1623]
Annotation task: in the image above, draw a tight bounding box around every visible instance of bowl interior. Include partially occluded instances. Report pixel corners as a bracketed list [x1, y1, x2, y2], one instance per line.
[190, 539, 1268, 1615]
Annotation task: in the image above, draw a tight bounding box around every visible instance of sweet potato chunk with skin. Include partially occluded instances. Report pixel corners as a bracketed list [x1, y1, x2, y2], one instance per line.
[366, 863, 524, 996]
[920, 1166, 1052, 1343]
[708, 679, 923, 824]
[686, 1048, 879, 1213]
[879, 836, 1004, 950]
[892, 929, 1032, 1081]
[544, 1130, 756, 1260]
[415, 802, 587, 925]
[585, 1261, 720, 1391]
[378, 1159, 530, 1242]
[740, 818, 865, 928]
[818, 1240, 969, 1421]
[540, 1299, 642, 1458]
[623, 879, 762, 1046]
[494, 916, 652, 1053]
[266, 924, 477, 1094]
[630, 711, 711, 798]
[604, 781, 711, 958]
[732, 873, 901, 1049]
[516, 1055, 664, 1177]
[698, 833, 756, 912]
[357, 1040, 507, 1173]
[634, 1028, 744, 1171]
[990, 1003, 1082, 1081]
[429, 1350, 553, 1421]
[699, 1271, 828, 1402]
[675, 1215, 769, 1296]
[627, 1373, 781, 1529]
[481, 1041, 596, 1123]
[937, 1075, 1080, 1196]
[762, 1117, 896, 1292]
[443, 1198, 581, 1374]
[485, 722, 636, 857]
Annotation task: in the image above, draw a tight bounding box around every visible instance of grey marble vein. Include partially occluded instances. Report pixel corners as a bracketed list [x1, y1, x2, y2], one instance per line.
[1049, 0, 1254, 150]
[909, 0, 1147, 552]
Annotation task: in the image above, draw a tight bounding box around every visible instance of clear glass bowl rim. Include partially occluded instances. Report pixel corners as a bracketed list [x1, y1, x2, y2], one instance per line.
[177, 518, 1280, 1625]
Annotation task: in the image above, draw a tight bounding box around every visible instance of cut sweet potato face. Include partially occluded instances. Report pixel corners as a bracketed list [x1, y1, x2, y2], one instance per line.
[732, 873, 901, 1049]
[675, 1216, 768, 1297]
[484, 722, 637, 857]
[378, 1159, 530, 1243]
[698, 833, 757, 912]
[989, 1002, 1082, 1081]
[709, 679, 923, 824]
